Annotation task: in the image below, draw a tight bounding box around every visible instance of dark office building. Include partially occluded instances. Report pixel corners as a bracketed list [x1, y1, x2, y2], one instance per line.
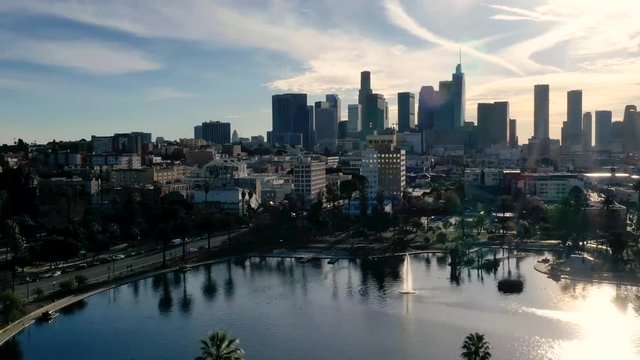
[315, 101, 338, 151]
[509, 118, 518, 148]
[362, 93, 387, 135]
[397, 92, 415, 132]
[595, 110, 612, 149]
[477, 101, 508, 149]
[562, 90, 583, 147]
[534, 84, 550, 140]
[338, 121, 348, 139]
[201, 121, 231, 145]
[114, 132, 143, 154]
[622, 105, 639, 153]
[418, 86, 436, 131]
[582, 112, 592, 151]
[271, 93, 313, 149]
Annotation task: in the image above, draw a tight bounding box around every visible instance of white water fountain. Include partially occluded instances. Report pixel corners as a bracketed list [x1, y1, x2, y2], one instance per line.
[399, 253, 417, 294]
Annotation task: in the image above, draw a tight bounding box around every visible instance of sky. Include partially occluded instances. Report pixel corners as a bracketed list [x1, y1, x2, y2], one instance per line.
[0, 0, 639, 145]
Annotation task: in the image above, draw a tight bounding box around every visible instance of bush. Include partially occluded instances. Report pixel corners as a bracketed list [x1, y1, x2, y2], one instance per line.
[435, 232, 448, 244]
[59, 278, 78, 293]
[74, 275, 88, 287]
[33, 287, 45, 300]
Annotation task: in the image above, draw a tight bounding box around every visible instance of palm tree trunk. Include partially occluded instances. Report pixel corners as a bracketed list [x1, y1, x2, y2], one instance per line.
[182, 236, 186, 261]
[162, 240, 167, 267]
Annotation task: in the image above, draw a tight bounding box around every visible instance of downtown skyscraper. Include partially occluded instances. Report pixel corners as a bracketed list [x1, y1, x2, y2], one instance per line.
[358, 71, 387, 136]
[561, 90, 583, 147]
[417, 63, 465, 133]
[271, 93, 313, 150]
[397, 92, 415, 132]
[533, 84, 550, 140]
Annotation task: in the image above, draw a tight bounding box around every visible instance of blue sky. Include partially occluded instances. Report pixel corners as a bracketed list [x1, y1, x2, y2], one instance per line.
[1, 0, 639, 145]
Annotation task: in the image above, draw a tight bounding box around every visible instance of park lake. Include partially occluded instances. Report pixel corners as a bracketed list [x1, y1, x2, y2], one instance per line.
[2, 252, 639, 359]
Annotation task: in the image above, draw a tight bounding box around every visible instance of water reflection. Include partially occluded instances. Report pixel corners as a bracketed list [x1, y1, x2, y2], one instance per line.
[201, 264, 218, 302]
[179, 272, 192, 315]
[522, 286, 640, 359]
[10, 253, 640, 360]
[224, 260, 234, 299]
[59, 299, 88, 316]
[156, 273, 173, 315]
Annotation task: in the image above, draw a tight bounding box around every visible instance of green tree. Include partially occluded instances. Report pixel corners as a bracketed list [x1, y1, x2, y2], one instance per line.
[461, 332, 492, 360]
[3, 219, 24, 258]
[0, 290, 24, 324]
[195, 330, 245, 360]
[444, 191, 461, 215]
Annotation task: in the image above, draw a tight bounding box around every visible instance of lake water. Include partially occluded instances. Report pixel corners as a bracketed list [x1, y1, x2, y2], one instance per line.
[3, 252, 640, 359]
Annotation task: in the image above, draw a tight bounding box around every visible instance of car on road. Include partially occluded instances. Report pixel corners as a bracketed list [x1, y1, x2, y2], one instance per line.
[19, 277, 34, 284]
[111, 254, 125, 260]
[51, 271, 62, 277]
[76, 263, 88, 270]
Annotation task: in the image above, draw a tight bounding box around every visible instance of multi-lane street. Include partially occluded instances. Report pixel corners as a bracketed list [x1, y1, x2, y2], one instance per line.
[13, 230, 245, 300]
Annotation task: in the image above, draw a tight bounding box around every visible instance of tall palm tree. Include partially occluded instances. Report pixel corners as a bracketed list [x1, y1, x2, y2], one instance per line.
[195, 330, 244, 360]
[461, 332, 492, 360]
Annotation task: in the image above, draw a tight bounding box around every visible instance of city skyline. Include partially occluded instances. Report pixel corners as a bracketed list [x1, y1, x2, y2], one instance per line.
[1, 0, 639, 144]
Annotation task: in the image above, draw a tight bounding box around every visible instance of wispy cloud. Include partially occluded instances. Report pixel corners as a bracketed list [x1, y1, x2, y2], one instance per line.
[0, 36, 162, 75]
[146, 87, 197, 101]
[1, 0, 640, 142]
[383, 0, 524, 75]
[486, 4, 563, 22]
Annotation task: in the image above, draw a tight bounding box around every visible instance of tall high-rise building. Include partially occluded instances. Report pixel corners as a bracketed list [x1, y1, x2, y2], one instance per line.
[358, 71, 372, 130]
[562, 90, 583, 146]
[435, 80, 455, 131]
[201, 121, 231, 145]
[418, 86, 436, 131]
[509, 118, 518, 148]
[232, 130, 239, 143]
[194, 125, 203, 140]
[534, 84, 550, 140]
[595, 110, 612, 150]
[347, 104, 361, 135]
[397, 92, 415, 132]
[622, 105, 638, 153]
[314, 101, 338, 152]
[338, 121, 348, 140]
[362, 93, 386, 135]
[326, 94, 341, 121]
[452, 63, 465, 128]
[271, 93, 311, 149]
[582, 112, 592, 150]
[477, 101, 509, 149]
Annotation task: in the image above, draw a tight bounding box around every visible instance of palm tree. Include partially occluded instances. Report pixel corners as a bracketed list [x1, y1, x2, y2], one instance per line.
[461, 332, 492, 360]
[195, 330, 244, 360]
[240, 190, 246, 217]
[633, 179, 640, 209]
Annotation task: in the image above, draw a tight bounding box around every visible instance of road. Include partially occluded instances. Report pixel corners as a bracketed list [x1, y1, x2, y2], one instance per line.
[13, 230, 245, 300]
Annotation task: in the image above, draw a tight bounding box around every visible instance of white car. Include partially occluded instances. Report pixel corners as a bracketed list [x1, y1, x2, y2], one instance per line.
[111, 254, 125, 260]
